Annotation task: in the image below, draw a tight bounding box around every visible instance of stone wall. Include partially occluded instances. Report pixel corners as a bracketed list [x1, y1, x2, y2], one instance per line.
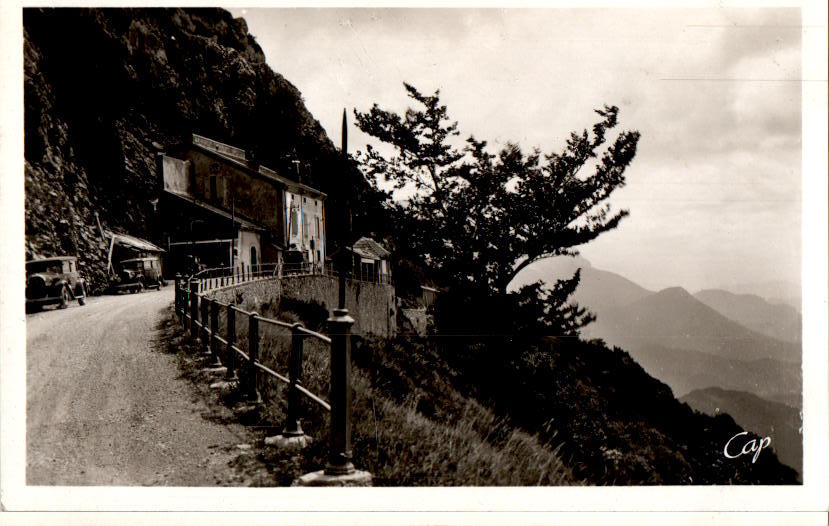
[400, 307, 429, 336]
[210, 275, 396, 337]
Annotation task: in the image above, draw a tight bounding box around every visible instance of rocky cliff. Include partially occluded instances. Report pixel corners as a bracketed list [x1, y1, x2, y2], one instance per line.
[24, 8, 374, 292]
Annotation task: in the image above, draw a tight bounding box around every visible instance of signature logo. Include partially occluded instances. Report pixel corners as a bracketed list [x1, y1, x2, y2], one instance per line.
[723, 431, 771, 463]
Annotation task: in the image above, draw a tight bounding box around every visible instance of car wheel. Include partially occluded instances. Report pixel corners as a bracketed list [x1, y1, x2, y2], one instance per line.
[77, 284, 87, 306]
[59, 286, 71, 309]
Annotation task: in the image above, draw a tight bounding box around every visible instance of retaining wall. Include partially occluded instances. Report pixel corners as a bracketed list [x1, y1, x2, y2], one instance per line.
[210, 276, 396, 337]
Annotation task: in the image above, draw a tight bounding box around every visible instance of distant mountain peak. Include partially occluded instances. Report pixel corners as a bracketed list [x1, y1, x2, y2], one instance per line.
[655, 286, 692, 298]
[571, 255, 593, 269]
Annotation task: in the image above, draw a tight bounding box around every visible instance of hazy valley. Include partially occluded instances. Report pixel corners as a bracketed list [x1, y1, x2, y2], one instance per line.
[513, 256, 803, 478]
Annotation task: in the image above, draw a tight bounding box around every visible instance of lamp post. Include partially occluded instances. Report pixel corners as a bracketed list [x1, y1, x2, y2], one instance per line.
[294, 109, 370, 487]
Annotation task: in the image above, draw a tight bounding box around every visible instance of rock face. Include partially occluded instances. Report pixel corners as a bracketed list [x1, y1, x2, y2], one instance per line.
[24, 8, 371, 292]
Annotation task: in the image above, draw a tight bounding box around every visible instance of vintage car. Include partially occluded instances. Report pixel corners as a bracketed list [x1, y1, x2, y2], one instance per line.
[109, 256, 164, 293]
[25, 256, 87, 311]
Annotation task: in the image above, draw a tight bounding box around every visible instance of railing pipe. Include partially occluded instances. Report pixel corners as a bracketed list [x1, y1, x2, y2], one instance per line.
[209, 299, 221, 366]
[200, 295, 210, 353]
[282, 322, 305, 437]
[174, 273, 182, 317]
[246, 312, 262, 404]
[189, 280, 199, 342]
[225, 306, 237, 380]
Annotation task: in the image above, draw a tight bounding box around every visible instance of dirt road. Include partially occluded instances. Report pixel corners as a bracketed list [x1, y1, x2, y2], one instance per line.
[26, 288, 260, 486]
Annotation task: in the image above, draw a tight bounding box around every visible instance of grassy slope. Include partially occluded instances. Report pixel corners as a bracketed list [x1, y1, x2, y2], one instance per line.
[208, 285, 575, 486]
[210, 284, 797, 485]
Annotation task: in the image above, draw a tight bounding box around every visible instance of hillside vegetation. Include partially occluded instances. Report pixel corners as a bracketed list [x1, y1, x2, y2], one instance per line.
[209, 284, 798, 485]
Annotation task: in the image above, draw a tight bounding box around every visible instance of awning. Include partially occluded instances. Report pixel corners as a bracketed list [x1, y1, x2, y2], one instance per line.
[163, 190, 267, 232]
[107, 231, 165, 253]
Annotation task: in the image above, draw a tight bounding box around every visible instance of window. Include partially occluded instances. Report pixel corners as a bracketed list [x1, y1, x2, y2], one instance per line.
[290, 209, 298, 236]
[302, 213, 309, 241]
[209, 163, 221, 201]
[315, 217, 320, 238]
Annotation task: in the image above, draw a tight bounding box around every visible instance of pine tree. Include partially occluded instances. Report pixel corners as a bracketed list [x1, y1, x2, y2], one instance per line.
[355, 83, 640, 335]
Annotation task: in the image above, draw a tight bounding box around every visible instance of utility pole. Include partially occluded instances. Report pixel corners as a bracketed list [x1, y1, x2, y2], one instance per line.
[327, 108, 357, 476]
[338, 108, 349, 309]
[230, 197, 236, 269]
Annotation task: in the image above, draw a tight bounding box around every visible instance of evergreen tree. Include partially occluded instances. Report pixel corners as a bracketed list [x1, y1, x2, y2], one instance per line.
[355, 83, 640, 335]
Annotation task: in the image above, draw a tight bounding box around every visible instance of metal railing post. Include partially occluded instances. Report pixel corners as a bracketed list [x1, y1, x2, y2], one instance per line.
[282, 323, 305, 437]
[174, 273, 182, 318]
[225, 306, 237, 381]
[201, 295, 210, 353]
[246, 312, 262, 404]
[209, 299, 221, 366]
[325, 308, 356, 475]
[189, 280, 199, 342]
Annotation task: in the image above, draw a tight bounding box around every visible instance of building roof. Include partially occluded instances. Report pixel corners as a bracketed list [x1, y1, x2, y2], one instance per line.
[108, 231, 165, 253]
[25, 256, 76, 264]
[349, 237, 391, 260]
[188, 134, 327, 200]
[163, 190, 267, 233]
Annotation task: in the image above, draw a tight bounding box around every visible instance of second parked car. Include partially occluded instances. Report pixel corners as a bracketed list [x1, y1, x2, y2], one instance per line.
[109, 256, 165, 293]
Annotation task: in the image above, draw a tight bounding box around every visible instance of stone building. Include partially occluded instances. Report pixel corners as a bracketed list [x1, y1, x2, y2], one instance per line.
[156, 134, 326, 274]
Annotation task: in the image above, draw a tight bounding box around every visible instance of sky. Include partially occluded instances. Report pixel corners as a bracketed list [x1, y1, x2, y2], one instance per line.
[233, 7, 802, 295]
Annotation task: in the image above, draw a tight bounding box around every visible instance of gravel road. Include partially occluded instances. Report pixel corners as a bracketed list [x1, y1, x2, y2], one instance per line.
[26, 288, 260, 486]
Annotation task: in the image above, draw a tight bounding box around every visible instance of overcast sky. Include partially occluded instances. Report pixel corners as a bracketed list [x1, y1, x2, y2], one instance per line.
[230, 7, 802, 295]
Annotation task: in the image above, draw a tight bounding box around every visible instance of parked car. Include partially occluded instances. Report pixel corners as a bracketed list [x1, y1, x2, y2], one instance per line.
[26, 256, 87, 311]
[109, 256, 164, 293]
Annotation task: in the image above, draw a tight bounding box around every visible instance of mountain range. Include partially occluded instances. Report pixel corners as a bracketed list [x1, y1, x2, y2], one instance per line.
[681, 387, 802, 479]
[694, 289, 801, 344]
[512, 256, 803, 475]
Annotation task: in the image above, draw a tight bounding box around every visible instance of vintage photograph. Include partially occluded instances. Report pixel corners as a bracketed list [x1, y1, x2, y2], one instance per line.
[3, 3, 827, 518]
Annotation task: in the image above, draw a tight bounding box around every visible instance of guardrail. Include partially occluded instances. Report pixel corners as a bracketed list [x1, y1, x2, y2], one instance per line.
[186, 261, 391, 293]
[173, 265, 360, 478]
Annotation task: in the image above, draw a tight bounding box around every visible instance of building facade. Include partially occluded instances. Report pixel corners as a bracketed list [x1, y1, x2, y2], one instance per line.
[157, 134, 326, 275]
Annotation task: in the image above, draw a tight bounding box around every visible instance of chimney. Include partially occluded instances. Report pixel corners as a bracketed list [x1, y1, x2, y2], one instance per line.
[247, 149, 258, 169]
